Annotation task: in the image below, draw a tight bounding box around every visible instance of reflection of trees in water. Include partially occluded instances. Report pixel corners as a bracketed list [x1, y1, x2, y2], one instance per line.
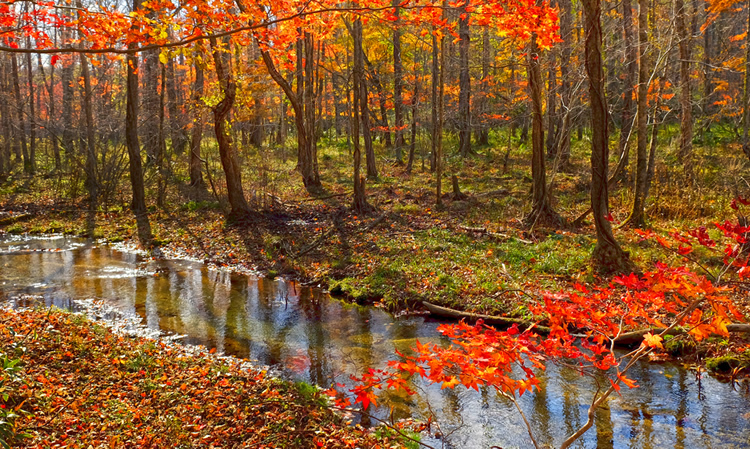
[300, 286, 329, 386]
[531, 375, 552, 448]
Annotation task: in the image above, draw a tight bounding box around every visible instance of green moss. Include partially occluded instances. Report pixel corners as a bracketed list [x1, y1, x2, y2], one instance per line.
[705, 355, 744, 373]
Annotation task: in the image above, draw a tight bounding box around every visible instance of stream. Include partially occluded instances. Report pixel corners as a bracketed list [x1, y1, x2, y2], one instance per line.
[1, 234, 749, 448]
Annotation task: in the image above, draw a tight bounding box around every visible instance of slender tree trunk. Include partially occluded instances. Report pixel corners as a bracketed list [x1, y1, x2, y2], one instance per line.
[10, 54, 28, 171]
[431, 30, 439, 173]
[675, 0, 693, 179]
[142, 47, 161, 163]
[166, 54, 189, 156]
[190, 60, 205, 187]
[625, 0, 650, 228]
[433, 18, 446, 205]
[618, 0, 637, 182]
[476, 27, 490, 146]
[358, 44, 377, 180]
[407, 55, 419, 174]
[61, 41, 75, 166]
[702, 1, 713, 123]
[25, 48, 35, 174]
[79, 53, 99, 211]
[0, 57, 10, 174]
[743, 2, 750, 161]
[583, 0, 634, 274]
[526, 21, 560, 226]
[352, 17, 370, 211]
[259, 36, 322, 192]
[37, 54, 60, 172]
[546, 45, 557, 158]
[458, 0, 472, 158]
[393, 0, 404, 161]
[125, 0, 153, 246]
[211, 38, 250, 218]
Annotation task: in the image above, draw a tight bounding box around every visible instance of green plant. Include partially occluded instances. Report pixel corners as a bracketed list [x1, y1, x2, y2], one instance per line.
[0, 352, 28, 448]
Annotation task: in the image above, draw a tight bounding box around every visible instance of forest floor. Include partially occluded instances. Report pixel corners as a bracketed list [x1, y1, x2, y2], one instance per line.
[0, 306, 417, 448]
[1, 128, 750, 378]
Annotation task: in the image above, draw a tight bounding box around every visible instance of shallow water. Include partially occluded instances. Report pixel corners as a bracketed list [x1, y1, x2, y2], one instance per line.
[1, 234, 749, 448]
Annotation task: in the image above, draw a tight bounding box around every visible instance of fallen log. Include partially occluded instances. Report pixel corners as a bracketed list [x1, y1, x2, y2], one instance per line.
[422, 301, 750, 346]
[421, 301, 551, 334]
[612, 324, 750, 346]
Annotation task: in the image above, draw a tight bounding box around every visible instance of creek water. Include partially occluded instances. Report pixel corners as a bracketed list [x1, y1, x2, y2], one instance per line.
[1, 234, 749, 448]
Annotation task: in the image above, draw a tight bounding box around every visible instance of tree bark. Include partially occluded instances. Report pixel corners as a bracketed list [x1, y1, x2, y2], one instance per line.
[675, 0, 693, 179]
[743, 2, 750, 161]
[190, 59, 205, 187]
[25, 47, 35, 174]
[259, 38, 322, 192]
[406, 55, 419, 174]
[525, 20, 560, 227]
[10, 54, 28, 171]
[142, 47, 161, 164]
[458, 0, 472, 158]
[431, 29, 439, 173]
[476, 27, 490, 146]
[79, 53, 99, 211]
[618, 0, 637, 182]
[624, 0, 650, 228]
[352, 17, 371, 212]
[125, 0, 153, 247]
[211, 38, 251, 218]
[583, 0, 634, 274]
[166, 53, 189, 156]
[393, 0, 404, 161]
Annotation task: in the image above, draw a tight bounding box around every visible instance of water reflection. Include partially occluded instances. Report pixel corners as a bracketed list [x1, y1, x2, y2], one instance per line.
[1, 235, 749, 448]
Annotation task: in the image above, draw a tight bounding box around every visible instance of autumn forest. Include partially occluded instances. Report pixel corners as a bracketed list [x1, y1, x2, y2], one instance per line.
[1, 0, 750, 447]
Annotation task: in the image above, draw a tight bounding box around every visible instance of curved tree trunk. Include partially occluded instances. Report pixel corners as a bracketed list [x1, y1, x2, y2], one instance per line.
[583, 0, 635, 274]
[211, 38, 250, 218]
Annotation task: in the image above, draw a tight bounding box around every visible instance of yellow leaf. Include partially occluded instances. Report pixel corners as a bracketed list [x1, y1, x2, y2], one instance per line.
[642, 332, 663, 349]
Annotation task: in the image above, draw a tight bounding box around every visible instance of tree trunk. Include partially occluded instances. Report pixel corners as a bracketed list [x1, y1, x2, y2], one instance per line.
[37, 53, 60, 172]
[618, 0, 637, 182]
[358, 53, 377, 179]
[458, 0, 472, 158]
[583, 0, 634, 274]
[10, 54, 28, 171]
[525, 24, 560, 226]
[546, 43, 557, 158]
[80, 53, 99, 211]
[476, 27, 490, 146]
[61, 40, 75, 166]
[431, 30, 439, 173]
[675, 0, 693, 180]
[25, 47, 36, 174]
[743, 2, 750, 161]
[0, 57, 9, 175]
[166, 54, 189, 156]
[142, 48, 161, 163]
[125, 3, 153, 247]
[702, 1, 713, 122]
[352, 17, 371, 212]
[190, 60, 205, 187]
[407, 56, 419, 174]
[625, 0, 650, 228]
[393, 0, 404, 160]
[259, 37, 322, 192]
[211, 38, 251, 218]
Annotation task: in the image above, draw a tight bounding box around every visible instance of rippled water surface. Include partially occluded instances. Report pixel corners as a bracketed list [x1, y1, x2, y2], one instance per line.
[1, 234, 749, 448]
